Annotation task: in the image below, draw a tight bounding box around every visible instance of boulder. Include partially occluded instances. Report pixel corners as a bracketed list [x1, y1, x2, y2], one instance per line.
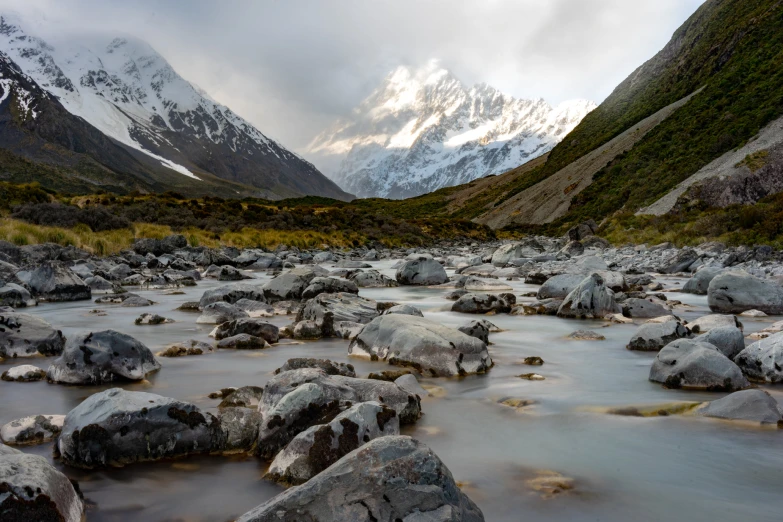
[735, 331, 783, 383]
[682, 267, 723, 295]
[458, 319, 491, 344]
[133, 235, 187, 256]
[335, 260, 372, 269]
[301, 277, 358, 299]
[384, 304, 424, 317]
[263, 267, 318, 302]
[26, 262, 90, 302]
[57, 388, 224, 468]
[567, 221, 597, 241]
[266, 401, 399, 485]
[299, 292, 379, 324]
[237, 436, 484, 522]
[622, 298, 672, 319]
[274, 358, 356, 377]
[557, 274, 619, 319]
[1, 414, 64, 445]
[627, 322, 690, 351]
[396, 257, 448, 286]
[708, 272, 783, 314]
[255, 369, 421, 459]
[134, 313, 173, 325]
[350, 269, 398, 288]
[0, 312, 65, 359]
[649, 339, 750, 391]
[349, 313, 492, 377]
[451, 293, 516, 314]
[394, 373, 429, 397]
[491, 241, 543, 266]
[688, 314, 741, 333]
[463, 277, 513, 292]
[0, 283, 36, 307]
[213, 319, 279, 344]
[694, 326, 745, 360]
[0, 452, 84, 521]
[217, 334, 269, 350]
[1, 364, 46, 381]
[196, 302, 249, 324]
[158, 339, 213, 357]
[46, 330, 160, 385]
[198, 283, 266, 309]
[217, 265, 245, 281]
[537, 273, 587, 300]
[567, 330, 606, 341]
[694, 389, 783, 424]
[217, 407, 262, 454]
[219, 386, 265, 409]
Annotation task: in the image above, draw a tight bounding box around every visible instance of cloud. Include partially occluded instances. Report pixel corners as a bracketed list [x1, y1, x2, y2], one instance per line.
[0, 0, 705, 151]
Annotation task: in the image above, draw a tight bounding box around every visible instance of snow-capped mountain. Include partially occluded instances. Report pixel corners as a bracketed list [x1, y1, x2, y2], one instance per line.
[307, 61, 596, 199]
[0, 14, 351, 200]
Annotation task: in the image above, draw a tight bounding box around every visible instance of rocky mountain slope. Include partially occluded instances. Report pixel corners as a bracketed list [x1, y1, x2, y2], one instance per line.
[0, 14, 351, 200]
[307, 61, 594, 199]
[374, 0, 783, 234]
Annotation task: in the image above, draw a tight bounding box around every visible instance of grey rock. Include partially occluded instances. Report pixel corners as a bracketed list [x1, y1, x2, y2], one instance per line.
[57, 388, 223, 468]
[266, 401, 399, 485]
[627, 322, 689, 351]
[219, 386, 265, 409]
[350, 269, 398, 288]
[396, 257, 448, 286]
[688, 314, 741, 333]
[218, 265, 245, 281]
[263, 267, 317, 301]
[695, 326, 745, 360]
[27, 262, 90, 302]
[349, 313, 492, 377]
[0, 452, 84, 521]
[557, 274, 619, 319]
[274, 358, 356, 377]
[708, 271, 783, 314]
[384, 304, 424, 317]
[0, 283, 36, 307]
[682, 267, 723, 294]
[458, 320, 491, 344]
[46, 330, 160, 385]
[537, 273, 587, 300]
[198, 283, 265, 309]
[649, 339, 750, 391]
[301, 277, 358, 299]
[218, 407, 262, 454]
[0, 312, 65, 359]
[451, 293, 516, 314]
[1, 364, 46, 381]
[213, 319, 279, 344]
[694, 389, 783, 424]
[735, 331, 783, 383]
[237, 436, 484, 522]
[622, 298, 673, 318]
[1, 414, 64, 445]
[217, 334, 269, 350]
[299, 292, 379, 324]
[394, 373, 428, 397]
[158, 340, 213, 357]
[197, 302, 249, 324]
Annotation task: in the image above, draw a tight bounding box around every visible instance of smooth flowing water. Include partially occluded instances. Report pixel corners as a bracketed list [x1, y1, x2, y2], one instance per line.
[2, 260, 783, 522]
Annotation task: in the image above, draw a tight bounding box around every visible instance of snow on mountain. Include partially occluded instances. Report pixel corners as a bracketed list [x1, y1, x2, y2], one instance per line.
[307, 60, 596, 199]
[0, 13, 351, 200]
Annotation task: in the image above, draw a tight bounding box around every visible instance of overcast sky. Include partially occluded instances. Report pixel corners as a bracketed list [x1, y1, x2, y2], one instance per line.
[3, 0, 705, 151]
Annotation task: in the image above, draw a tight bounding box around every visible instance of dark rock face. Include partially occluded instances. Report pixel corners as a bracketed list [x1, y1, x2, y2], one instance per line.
[266, 401, 400, 485]
[274, 358, 356, 377]
[26, 261, 90, 302]
[213, 319, 279, 344]
[396, 257, 448, 285]
[57, 388, 224, 468]
[649, 339, 750, 391]
[133, 235, 187, 256]
[567, 220, 597, 241]
[0, 451, 85, 521]
[46, 330, 160, 384]
[237, 436, 484, 522]
[708, 271, 783, 314]
[0, 312, 65, 359]
[349, 313, 492, 377]
[216, 334, 269, 350]
[0, 283, 35, 307]
[255, 369, 421, 459]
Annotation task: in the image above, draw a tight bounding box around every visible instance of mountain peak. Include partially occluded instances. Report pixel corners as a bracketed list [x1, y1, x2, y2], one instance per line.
[307, 64, 595, 199]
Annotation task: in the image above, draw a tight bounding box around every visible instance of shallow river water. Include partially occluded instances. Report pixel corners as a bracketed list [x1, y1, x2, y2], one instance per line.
[2, 259, 783, 522]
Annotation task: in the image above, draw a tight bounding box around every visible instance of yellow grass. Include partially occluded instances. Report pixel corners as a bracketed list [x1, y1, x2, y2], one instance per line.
[0, 218, 365, 256]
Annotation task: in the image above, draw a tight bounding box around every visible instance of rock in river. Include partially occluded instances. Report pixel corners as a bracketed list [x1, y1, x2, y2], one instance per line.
[46, 330, 161, 385]
[237, 436, 484, 522]
[1, 414, 64, 445]
[649, 339, 750, 391]
[557, 274, 619, 319]
[24, 261, 91, 302]
[734, 331, 783, 383]
[266, 401, 399, 485]
[57, 388, 224, 468]
[0, 450, 85, 521]
[708, 271, 783, 314]
[627, 322, 689, 351]
[694, 389, 783, 424]
[0, 312, 65, 359]
[349, 313, 492, 377]
[213, 318, 279, 344]
[1, 364, 46, 381]
[395, 256, 448, 286]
